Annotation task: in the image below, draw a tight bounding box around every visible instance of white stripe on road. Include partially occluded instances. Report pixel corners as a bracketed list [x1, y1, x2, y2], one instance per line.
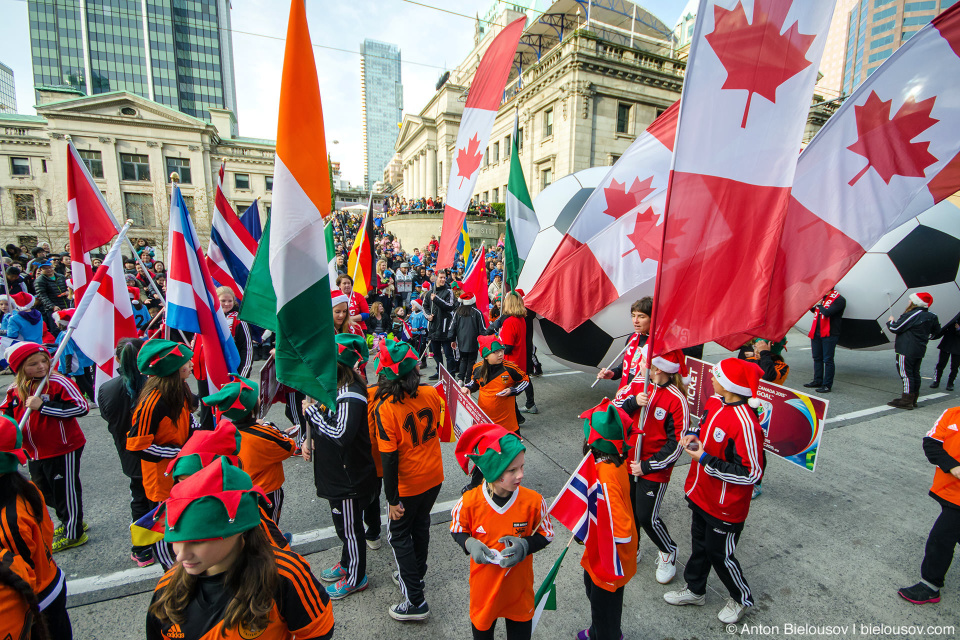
[824, 393, 947, 424]
[66, 498, 463, 598]
[540, 370, 582, 377]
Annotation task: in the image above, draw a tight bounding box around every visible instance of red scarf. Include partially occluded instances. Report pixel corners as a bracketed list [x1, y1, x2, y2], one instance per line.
[809, 290, 840, 338]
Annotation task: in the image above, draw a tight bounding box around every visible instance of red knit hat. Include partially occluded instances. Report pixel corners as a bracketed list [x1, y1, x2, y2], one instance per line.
[910, 292, 933, 308]
[10, 292, 34, 310]
[4, 342, 49, 373]
[331, 289, 349, 307]
[53, 308, 75, 325]
[712, 358, 764, 408]
[651, 350, 690, 384]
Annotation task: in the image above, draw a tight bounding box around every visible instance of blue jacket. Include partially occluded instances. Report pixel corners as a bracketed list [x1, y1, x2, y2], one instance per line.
[409, 311, 428, 334]
[6, 310, 43, 343]
[55, 332, 95, 374]
[131, 303, 150, 331]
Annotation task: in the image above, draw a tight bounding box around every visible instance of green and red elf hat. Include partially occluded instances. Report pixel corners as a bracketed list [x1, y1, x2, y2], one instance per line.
[455, 423, 525, 483]
[336, 333, 369, 369]
[160, 457, 266, 543]
[477, 334, 505, 358]
[201, 375, 258, 421]
[0, 415, 28, 474]
[167, 420, 242, 479]
[374, 339, 419, 380]
[137, 338, 193, 377]
[580, 399, 631, 458]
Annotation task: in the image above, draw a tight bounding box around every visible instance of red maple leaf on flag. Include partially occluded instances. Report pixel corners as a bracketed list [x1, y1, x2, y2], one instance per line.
[846, 91, 939, 186]
[456, 134, 484, 188]
[705, 0, 816, 128]
[603, 175, 656, 220]
[621, 206, 662, 261]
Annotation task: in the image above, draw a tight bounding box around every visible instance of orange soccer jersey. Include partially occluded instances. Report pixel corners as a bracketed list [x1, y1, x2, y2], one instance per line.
[0, 548, 34, 640]
[373, 385, 445, 497]
[128, 390, 194, 502]
[237, 423, 298, 494]
[471, 361, 528, 433]
[581, 460, 637, 592]
[450, 485, 554, 630]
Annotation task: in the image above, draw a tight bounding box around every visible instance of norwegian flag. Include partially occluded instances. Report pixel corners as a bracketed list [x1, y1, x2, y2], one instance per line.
[166, 185, 240, 389]
[524, 102, 678, 331]
[206, 163, 258, 300]
[400, 320, 414, 342]
[70, 229, 137, 380]
[719, 2, 960, 348]
[650, 0, 836, 355]
[66, 142, 120, 304]
[548, 453, 623, 581]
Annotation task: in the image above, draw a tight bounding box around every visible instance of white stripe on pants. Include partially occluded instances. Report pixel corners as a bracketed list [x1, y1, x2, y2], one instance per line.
[898, 355, 909, 393]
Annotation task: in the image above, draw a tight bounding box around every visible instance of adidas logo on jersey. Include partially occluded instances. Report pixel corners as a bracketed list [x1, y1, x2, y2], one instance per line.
[332, 508, 341, 515]
[476, 526, 486, 534]
[165, 624, 185, 639]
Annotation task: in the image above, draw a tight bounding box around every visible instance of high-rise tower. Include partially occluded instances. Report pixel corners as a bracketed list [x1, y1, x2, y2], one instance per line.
[360, 39, 402, 192]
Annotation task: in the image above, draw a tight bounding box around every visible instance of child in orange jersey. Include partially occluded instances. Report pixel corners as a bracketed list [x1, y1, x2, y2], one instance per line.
[577, 401, 638, 640]
[146, 458, 334, 640]
[461, 334, 529, 434]
[0, 548, 44, 640]
[202, 375, 297, 523]
[450, 423, 554, 640]
[1, 342, 89, 552]
[0, 415, 73, 639]
[372, 339, 445, 622]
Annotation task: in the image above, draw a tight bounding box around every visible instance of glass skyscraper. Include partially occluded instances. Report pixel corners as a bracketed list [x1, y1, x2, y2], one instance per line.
[360, 39, 402, 192]
[27, 0, 238, 134]
[0, 61, 15, 113]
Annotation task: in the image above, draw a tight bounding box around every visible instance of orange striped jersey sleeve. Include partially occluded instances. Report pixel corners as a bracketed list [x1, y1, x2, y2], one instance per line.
[0, 489, 59, 597]
[272, 548, 334, 637]
[237, 423, 297, 494]
[0, 548, 33, 640]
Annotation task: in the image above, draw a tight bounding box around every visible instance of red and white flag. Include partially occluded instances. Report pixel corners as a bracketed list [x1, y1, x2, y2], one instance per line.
[70, 232, 137, 380]
[524, 102, 678, 331]
[460, 245, 490, 320]
[66, 142, 120, 303]
[437, 17, 526, 269]
[650, 0, 836, 355]
[719, 3, 960, 347]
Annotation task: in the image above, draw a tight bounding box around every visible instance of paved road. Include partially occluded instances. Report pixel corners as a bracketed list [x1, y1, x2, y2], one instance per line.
[38, 330, 960, 639]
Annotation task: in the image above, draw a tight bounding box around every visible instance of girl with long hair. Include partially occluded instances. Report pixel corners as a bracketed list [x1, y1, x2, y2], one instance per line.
[499, 291, 538, 417]
[0, 342, 89, 552]
[216, 286, 252, 378]
[127, 339, 198, 569]
[0, 548, 49, 640]
[146, 459, 334, 639]
[371, 340, 446, 622]
[0, 415, 72, 638]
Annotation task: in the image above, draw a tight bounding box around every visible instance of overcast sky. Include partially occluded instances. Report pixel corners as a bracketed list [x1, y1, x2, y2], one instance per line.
[0, 0, 689, 185]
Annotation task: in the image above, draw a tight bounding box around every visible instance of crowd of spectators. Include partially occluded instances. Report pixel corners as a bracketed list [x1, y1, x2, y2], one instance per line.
[382, 195, 500, 218]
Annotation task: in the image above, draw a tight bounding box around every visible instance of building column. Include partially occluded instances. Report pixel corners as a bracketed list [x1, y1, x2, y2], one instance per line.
[418, 150, 427, 198]
[426, 145, 437, 197]
[412, 156, 420, 199]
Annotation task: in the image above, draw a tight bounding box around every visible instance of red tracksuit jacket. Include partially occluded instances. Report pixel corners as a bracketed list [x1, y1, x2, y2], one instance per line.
[2, 373, 88, 460]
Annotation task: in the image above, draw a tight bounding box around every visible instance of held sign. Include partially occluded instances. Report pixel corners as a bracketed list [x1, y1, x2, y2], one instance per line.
[684, 357, 829, 472]
[435, 363, 492, 441]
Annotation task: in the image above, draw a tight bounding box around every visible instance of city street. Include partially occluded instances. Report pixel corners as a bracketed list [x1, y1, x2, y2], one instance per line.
[52, 331, 958, 639]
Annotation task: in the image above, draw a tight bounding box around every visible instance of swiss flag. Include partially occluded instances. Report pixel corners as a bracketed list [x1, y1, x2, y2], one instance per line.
[719, 2, 960, 348]
[650, 0, 836, 355]
[67, 142, 120, 303]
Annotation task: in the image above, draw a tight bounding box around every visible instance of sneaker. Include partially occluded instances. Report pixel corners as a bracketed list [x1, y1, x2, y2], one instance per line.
[519, 404, 539, 414]
[428, 373, 440, 381]
[752, 484, 763, 500]
[802, 381, 821, 388]
[898, 582, 941, 604]
[655, 550, 677, 584]
[326, 575, 368, 600]
[389, 600, 430, 622]
[576, 631, 623, 640]
[130, 551, 156, 567]
[718, 598, 749, 624]
[366, 537, 382, 550]
[664, 587, 706, 606]
[319, 563, 348, 583]
[54, 521, 89, 538]
[52, 533, 88, 553]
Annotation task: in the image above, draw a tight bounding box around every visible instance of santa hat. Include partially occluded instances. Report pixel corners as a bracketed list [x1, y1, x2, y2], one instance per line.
[128, 286, 141, 300]
[53, 308, 75, 325]
[910, 292, 933, 308]
[651, 350, 690, 384]
[454, 423, 525, 482]
[514, 288, 525, 298]
[331, 289, 349, 307]
[411, 298, 423, 311]
[4, 342, 49, 373]
[10, 292, 34, 310]
[167, 420, 243, 479]
[421, 282, 431, 291]
[460, 291, 476, 305]
[712, 358, 764, 408]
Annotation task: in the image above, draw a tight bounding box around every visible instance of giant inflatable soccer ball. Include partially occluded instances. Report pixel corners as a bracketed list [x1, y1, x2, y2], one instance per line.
[796, 199, 960, 350]
[518, 168, 658, 372]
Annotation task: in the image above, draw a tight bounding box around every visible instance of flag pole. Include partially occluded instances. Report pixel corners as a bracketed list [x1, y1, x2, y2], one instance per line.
[1, 257, 17, 312]
[540, 451, 593, 530]
[17, 221, 133, 432]
[590, 343, 630, 388]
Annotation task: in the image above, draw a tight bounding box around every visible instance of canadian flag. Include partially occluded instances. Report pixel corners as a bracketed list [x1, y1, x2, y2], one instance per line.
[67, 142, 120, 303]
[719, 3, 960, 348]
[437, 17, 526, 269]
[523, 102, 678, 331]
[650, 0, 836, 355]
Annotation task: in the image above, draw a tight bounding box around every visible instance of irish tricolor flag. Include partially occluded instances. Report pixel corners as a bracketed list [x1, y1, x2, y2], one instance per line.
[504, 112, 536, 293]
[239, 0, 337, 407]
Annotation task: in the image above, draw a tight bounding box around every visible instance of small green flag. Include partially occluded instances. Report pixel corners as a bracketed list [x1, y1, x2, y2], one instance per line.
[504, 111, 537, 292]
[531, 547, 567, 633]
[238, 216, 277, 333]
